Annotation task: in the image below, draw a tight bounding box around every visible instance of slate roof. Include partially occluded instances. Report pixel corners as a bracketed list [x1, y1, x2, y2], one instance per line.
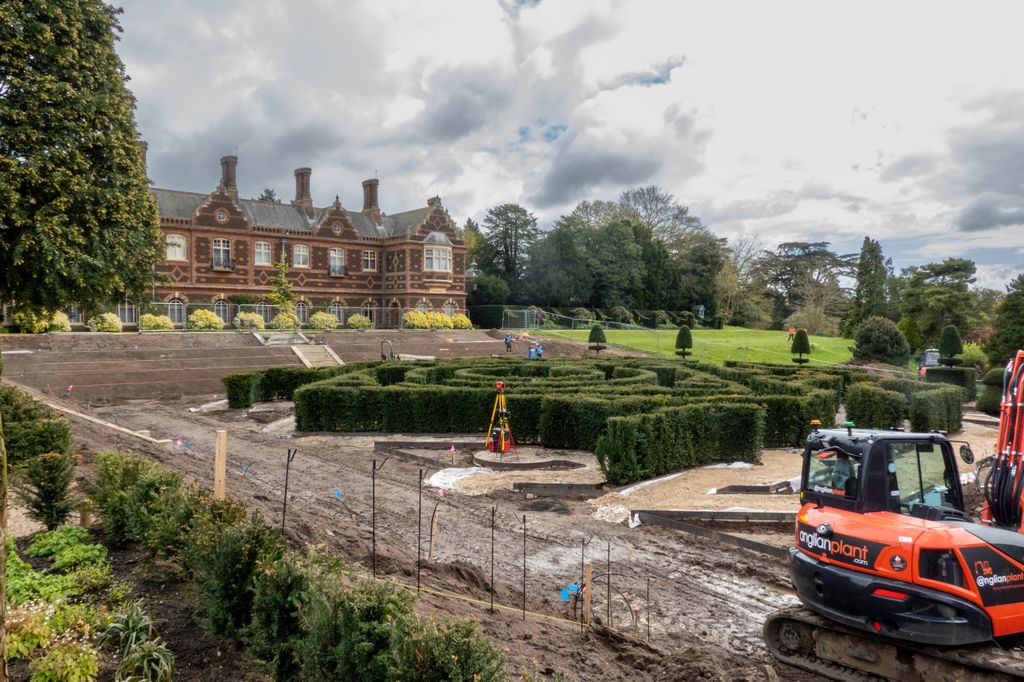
[150, 187, 437, 239]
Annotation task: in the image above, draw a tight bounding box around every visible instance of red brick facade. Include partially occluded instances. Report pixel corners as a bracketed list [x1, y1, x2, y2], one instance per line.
[150, 156, 466, 327]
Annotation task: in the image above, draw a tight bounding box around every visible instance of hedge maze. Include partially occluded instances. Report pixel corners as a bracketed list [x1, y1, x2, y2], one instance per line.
[224, 357, 969, 485]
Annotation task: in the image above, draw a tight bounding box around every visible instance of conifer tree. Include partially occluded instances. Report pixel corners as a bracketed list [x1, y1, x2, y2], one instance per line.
[938, 325, 963, 366]
[587, 324, 606, 354]
[791, 329, 811, 364]
[986, 273, 1024, 366]
[675, 325, 693, 357]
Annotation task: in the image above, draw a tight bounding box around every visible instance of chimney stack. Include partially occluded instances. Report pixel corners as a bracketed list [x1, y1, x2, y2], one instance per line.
[293, 167, 312, 210]
[220, 155, 238, 197]
[362, 178, 380, 212]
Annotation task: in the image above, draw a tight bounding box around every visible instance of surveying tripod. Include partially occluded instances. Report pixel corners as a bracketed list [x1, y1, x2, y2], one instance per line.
[485, 381, 516, 456]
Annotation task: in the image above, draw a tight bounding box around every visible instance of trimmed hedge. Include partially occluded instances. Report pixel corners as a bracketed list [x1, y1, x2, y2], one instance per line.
[911, 385, 964, 432]
[845, 384, 907, 429]
[976, 367, 1004, 416]
[924, 366, 977, 401]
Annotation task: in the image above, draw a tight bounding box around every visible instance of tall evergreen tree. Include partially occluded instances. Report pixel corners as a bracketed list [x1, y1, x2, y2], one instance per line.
[900, 258, 976, 342]
[480, 203, 539, 297]
[844, 237, 888, 336]
[986, 273, 1024, 367]
[0, 1, 161, 311]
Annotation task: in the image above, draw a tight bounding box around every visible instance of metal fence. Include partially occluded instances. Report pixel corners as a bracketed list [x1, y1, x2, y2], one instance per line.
[502, 309, 647, 331]
[139, 302, 408, 330]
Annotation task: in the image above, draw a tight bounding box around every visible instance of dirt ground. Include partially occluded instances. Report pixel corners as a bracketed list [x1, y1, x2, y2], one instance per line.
[38, 389, 814, 682]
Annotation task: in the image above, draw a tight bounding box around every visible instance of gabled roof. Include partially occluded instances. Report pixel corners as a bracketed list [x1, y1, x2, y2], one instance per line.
[151, 188, 206, 220]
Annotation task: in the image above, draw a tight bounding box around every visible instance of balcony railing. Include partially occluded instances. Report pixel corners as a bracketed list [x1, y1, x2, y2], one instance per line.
[211, 257, 234, 272]
[329, 265, 347, 277]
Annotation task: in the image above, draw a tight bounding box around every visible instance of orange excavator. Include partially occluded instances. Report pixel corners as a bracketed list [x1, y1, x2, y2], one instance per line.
[765, 350, 1024, 681]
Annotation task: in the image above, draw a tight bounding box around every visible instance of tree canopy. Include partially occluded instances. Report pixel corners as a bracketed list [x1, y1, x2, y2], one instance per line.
[480, 203, 540, 293]
[900, 258, 976, 342]
[257, 188, 280, 203]
[844, 237, 890, 336]
[986, 273, 1024, 366]
[0, 0, 161, 311]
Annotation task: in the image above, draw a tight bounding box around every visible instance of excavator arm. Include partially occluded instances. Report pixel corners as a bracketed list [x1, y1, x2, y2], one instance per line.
[982, 350, 1024, 529]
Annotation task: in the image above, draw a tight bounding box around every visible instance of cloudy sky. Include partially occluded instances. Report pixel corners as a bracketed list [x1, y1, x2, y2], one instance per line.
[119, 0, 1024, 289]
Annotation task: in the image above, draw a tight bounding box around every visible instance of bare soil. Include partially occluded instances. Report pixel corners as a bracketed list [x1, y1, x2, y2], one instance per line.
[48, 390, 815, 681]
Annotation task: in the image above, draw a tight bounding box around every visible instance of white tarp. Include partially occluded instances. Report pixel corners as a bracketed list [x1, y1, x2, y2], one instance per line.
[425, 467, 493, 490]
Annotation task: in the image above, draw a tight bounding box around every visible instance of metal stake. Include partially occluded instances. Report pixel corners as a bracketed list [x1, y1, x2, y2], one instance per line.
[371, 458, 388, 578]
[281, 448, 297, 530]
[606, 541, 612, 629]
[646, 576, 651, 643]
[417, 468, 423, 594]
[490, 505, 496, 613]
[522, 514, 527, 621]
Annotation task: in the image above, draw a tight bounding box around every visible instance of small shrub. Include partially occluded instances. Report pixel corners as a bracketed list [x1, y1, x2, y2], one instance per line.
[390, 617, 505, 682]
[233, 311, 266, 330]
[977, 367, 1004, 415]
[139, 313, 174, 331]
[791, 329, 811, 364]
[450, 312, 472, 329]
[402, 311, 430, 329]
[4, 609, 52, 660]
[844, 384, 907, 429]
[102, 601, 154, 656]
[70, 561, 114, 596]
[246, 554, 308, 681]
[956, 341, 989, 375]
[116, 638, 175, 682]
[270, 311, 299, 330]
[938, 324, 963, 366]
[675, 325, 693, 358]
[347, 313, 372, 330]
[570, 307, 593, 321]
[49, 602, 111, 640]
[87, 313, 122, 333]
[12, 308, 55, 334]
[308, 311, 338, 331]
[29, 642, 99, 682]
[7, 538, 79, 604]
[48, 311, 72, 332]
[27, 526, 107, 571]
[14, 452, 77, 530]
[587, 324, 606, 354]
[853, 316, 910, 366]
[187, 308, 225, 330]
[608, 305, 633, 324]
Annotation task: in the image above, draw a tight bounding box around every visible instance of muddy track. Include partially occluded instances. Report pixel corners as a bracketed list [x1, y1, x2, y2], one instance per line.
[57, 391, 822, 681]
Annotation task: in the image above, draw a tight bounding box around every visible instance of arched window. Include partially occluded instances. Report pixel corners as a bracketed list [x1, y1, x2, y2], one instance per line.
[117, 301, 137, 324]
[255, 301, 272, 323]
[416, 300, 430, 312]
[295, 302, 309, 324]
[443, 303, 455, 316]
[214, 300, 230, 322]
[327, 302, 343, 322]
[361, 300, 375, 324]
[167, 299, 185, 325]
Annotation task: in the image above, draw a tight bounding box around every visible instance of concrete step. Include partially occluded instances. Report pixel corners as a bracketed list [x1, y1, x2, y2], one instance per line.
[260, 332, 308, 346]
[291, 344, 343, 368]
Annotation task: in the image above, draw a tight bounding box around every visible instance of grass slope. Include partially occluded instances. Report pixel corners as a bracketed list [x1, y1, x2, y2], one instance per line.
[543, 326, 853, 365]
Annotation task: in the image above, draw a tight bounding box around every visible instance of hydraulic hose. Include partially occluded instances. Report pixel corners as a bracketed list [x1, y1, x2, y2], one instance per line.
[988, 354, 1024, 528]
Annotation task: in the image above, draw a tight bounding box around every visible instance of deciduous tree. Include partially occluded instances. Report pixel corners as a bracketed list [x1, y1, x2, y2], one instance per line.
[0, 0, 161, 311]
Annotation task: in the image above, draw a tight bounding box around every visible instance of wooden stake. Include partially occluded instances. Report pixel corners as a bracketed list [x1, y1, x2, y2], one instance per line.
[214, 430, 227, 499]
[79, 501, 91, 529]
[429, 503, 439, 559]
[582, 563, 593, 627]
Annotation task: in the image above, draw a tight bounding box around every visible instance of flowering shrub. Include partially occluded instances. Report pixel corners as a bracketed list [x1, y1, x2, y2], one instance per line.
[402, 311, 430, 329]
[12, 308, 68, 333]
[402, 310, 456, 329]
[233, 311, 266, 330]
[139, 314, 174, 331]
[187, 309, 225, 330]
[270, 311, 299, 330]
[48, 311, 72, 332]
[29, 641, 100, 682]
[450, 313, 472, 329]
[87, 313, 122, 333]
[346, 313, 371, 330]
[307, 311, 337, 331]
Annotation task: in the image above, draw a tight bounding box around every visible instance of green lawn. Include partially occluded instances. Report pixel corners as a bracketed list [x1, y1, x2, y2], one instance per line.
[543, 326, 854, 365]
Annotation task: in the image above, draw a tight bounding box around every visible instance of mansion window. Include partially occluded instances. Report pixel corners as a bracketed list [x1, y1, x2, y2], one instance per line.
[443, 303, 455, 316]
[416, 302, 430, 312]
[166, 234, 186, 261]
[168, 299, 185, 325]
[327, 302, 343, 321]
[362, 250, 378, 271]
[329, 248, 346, 276]
[255, 301, 272, 323]
[117, 301, 138, 324]
[254, 241, 271, 266]
[424, 247, 452, 272]
[295, 302, 309, 324]
[213, 238, 231, 269]
[67, 305, 83, 324]
[214, 300, 230, 322]
[293, 244, 309, 268]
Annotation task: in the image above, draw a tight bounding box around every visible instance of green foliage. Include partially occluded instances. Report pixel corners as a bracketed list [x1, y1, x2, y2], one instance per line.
[924, 366, 977, 401]
[115, 638, 175, 682]
[187, 308, 225, 330]
[233, 311, 266, 330]
[29, 642, 100, 682]
[608, 305, 634, 324]
[139, 313, 174, 331]
[466, 273, 510, 306]
[246, 554, 307, 682]
[189, 511, 286, 639]
[49, 602, 111, 640]
[87, 313, 122, 333]
[389, 617, 505, 682]
[346, 313, 371, 330]
[901, 258, 977, 341]
[587, 324, 606, 353]
[270, 311, 299, 330]
[844, 237, 890, 337]
[27, 525, 108, 571]
[102, 601, 154, 655]
[480, 203, 540, 290]
[956, 341, 989, 374]
[92, 451, 162, 542]
[977, 367, 1004, 415]
[986, 273, 1024, 366]
[12, 308, 66, 334]
[266, 255, 295, 309]
[4, 609, 52, 660]
[852, 316, 910, 366]
[15, 451, 77, 530]
[307, 311, 337, 331]
[897, 315, 924, 351]
[791, 328, 811, 363]
[0, 0, 161, 311]
[675, 325, 693, 357]
[844, 384, 907, 429]
[7, 538, 79, 604]
[70, 561, 114, 596]
[571, 307, 593, 320]
[0, 384, 73, 463]
[910, 385, 964, 432]
[938, 324, 964, 366]
[298, 576, 415, 682]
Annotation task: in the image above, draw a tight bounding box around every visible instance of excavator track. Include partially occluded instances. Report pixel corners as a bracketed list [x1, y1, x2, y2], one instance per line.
[765, 606, 1024, 682]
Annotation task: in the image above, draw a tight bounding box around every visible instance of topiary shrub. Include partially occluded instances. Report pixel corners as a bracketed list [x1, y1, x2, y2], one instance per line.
[87, 312, 123, 333]
[571, 307, 593, 321]
[924, 366, 977, 401]
[139, 313, 175, 331]
[844, 384, 907, 429]
[14, 452, 77, 531]
[791, 329, 811, 364]
[853, 316, 910, 366]
[450, 313, 472, 329]
[588, 324, 606, 354]
[675, 325, 693, 358]
[347, 313, 372, 330]
[608, 306, 633, 324]
[307, 311, 337, 331]
[48, 311, 72, 332]
[977, 367, 1004, 415]
[938, 324, 963, 366]
[187, 309, 225, 330]
[270, 311, 300, 330]
[233, 311, 266, 330]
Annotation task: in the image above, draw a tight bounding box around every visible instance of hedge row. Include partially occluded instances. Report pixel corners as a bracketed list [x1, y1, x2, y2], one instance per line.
[925, 366, 978, 401]
[845, 384, 907, 430]
[0, 384, 72, 463]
